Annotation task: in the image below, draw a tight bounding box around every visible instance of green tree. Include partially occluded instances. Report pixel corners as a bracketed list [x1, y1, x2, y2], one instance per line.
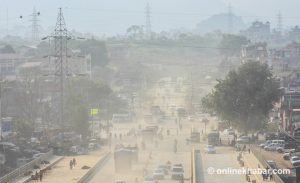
[71, 39, 109, 66]
[65, 92, 90, 138]
[202, 61, 280, 133]
[14, 119, 34, 138]
[219, 34, 248, 56]
[0, 45, 15, 53]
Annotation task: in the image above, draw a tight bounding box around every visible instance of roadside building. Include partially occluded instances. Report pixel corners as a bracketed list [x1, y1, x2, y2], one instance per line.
[241, 42, 268, 64]
[240, 21, 271, 42]
[0, 54, 27, 80]
[288, 26, 300, 42]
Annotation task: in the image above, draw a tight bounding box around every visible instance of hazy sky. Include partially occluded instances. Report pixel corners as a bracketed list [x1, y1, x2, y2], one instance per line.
[0, 0, 299, 37]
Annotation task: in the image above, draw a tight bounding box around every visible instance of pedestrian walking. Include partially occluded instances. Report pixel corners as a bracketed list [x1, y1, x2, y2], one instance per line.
[73, 158, 77, 167]
[39, 171, 43, 182]
[69, 160, 73, 170]
[248, 148, 251, 154]
[243, 144, 246, 151]
[35, 171, 38, 182]
[269, 172, 273, 181]
[262, 172, 265, 181]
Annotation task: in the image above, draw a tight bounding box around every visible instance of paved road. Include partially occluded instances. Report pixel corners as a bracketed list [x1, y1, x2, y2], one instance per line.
[198, 146, 243, 183]
[88, 75, 227, 183]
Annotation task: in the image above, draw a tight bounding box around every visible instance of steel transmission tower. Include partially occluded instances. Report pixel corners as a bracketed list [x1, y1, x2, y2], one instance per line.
[227, 4, 233, 34]
[30, 8, 40, 41]
[145, 3, 152, 39]
[55, 8, 68, 132]
[43, 8, 70, 132]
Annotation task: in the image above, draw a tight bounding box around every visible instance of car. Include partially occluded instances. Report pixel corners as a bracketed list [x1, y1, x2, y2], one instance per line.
[204, 145, 216, 154]
[188, 116, 195, 121]
[266, 160, 278, 169]
[276, 145, 294, 153]
[265, 133, 278, 140]
[152, 169, 164, 180]
[88, 143, 100, 150]
[115, 180, 126, 183]
[32, 153, 44, 159]
[292, 160, 300, 168]
[290, 156, 300, 164]
[259, 140, 272, 148]
[143, 177, 155, 183]
[201, 118, 209, 123]
[223, 129, 235, 135]
[171, 165, 184, 180]
[237, 136, 250, 144]
[283, 152, 290, 160]
[264, 143, 283, 151]
[157, 165, 169, 175]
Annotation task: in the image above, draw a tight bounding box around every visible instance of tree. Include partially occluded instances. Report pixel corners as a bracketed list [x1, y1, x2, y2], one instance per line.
[202, 61, 280, 133]
[65, 92, 89, 138]
[14, 119, 34, 138]
[126, 25, 144, 40]
[0, 45, 15, 53]
[70, 39, 109, 66]
[219, 34, 248, 56]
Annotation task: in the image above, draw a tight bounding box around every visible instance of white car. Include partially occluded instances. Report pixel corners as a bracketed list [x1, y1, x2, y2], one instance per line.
[259, 140, 272, 148]
[115, 180, 126, 183]
[237, 136, 250, 144]
[292, 160, 300, 167]
[205, 145, 216, 154]
[152, 169, 164, 180]
[283, 152, 290, 160]
[143, 177, 155, 183]
[32, 153, 44, 159]
[223, 129, 235, 135]
[290, 156, 300, 164]
[171, 165, 184, 180]
[264, 143, 282, 151]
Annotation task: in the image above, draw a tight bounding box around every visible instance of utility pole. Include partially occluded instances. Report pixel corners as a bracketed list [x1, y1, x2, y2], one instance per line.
[145, 3, 152, 39]
[277, 11, 283, 35]
[30, 7, 40, 41]
[227, 4, 233, 34]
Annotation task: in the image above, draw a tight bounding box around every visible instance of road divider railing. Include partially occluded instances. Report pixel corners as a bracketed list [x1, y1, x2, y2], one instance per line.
[191, 148, 197, 183]
[0, 150, 54, 183]
[251, 147, 285, 183]
[77, 152, 111, 183]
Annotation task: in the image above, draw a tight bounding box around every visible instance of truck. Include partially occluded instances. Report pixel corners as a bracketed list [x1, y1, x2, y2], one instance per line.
[189, 132, 200, 143]
[207, 131, 220, 146]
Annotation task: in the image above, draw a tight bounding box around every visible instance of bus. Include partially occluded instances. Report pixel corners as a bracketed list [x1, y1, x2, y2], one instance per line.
[112, 114, 132, 123]
[207, 131, 220, 146]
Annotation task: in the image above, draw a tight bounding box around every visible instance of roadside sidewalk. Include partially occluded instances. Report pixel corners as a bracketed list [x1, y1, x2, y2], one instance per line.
[15, 155, 63, 183]
[242, 151, 276, 183]
[28, 148, 109, 183]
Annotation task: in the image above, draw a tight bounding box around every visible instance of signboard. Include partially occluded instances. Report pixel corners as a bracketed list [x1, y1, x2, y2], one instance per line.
[1, 117, 12, 134]
[0, 153, 5, 165]
[90, 108, 99, 116]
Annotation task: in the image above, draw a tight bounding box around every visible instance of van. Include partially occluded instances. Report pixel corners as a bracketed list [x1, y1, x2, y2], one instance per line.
[272, 140, 285, 145]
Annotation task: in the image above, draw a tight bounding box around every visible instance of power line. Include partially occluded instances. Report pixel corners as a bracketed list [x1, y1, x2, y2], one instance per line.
[145, 3, 152, 39]
[115, 41, 239, 50]
[277, 11, 283, 34]
[64, 7, 300, 20]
